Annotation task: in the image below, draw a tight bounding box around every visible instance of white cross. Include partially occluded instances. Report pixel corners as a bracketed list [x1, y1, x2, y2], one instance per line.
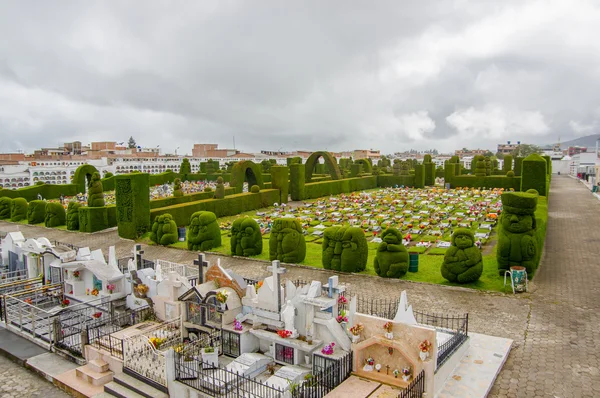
[267, 260, 287, 311]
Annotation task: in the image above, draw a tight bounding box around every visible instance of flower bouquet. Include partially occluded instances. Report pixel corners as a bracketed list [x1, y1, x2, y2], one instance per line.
[61, 299, 70, 308]
[234, 319, 243, 331]
[136, 284, 149, 296]
[149, 336, 166, 349]
[419, 339, 432, 360]
[277, 330, 292, 339]
[337, 295, 348, 305]
[336, 310, 348, 324]
[73, 271, 80, 279]
[216, 290, 229, 303]
[393, 369, 400, 378]
[383, 321, 394, 339]
[401, 367, 411, 381]
[321, 342, 335, 355]
[92, 312, 102, 319]
[106, 283, 116, 294]
[91, 288, 99, 296]
[349, 323, 364, 343]
[254, 281, 263, 293]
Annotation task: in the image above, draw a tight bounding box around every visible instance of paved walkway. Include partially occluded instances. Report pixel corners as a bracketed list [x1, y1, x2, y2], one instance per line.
[0, 353, 71, 397]
[1, 175, 599, 397]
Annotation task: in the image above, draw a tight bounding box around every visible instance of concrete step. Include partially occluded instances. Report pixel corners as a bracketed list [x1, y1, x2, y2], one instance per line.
[113, 373, 169, 398]
[88, 358, 110, 373]
[76, 364, 114, 386]
[103, 381, 145, 398]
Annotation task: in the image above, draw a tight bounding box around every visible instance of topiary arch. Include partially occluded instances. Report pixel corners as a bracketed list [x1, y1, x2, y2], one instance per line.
[305, 151, 343, 182]
[354, 159, 372, 175]
[230, 161, 264, 193]
[73, 164, 100, 194]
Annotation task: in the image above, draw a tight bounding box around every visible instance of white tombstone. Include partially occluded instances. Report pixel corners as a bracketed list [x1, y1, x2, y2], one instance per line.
[281, 300, 298, 338]
[306, 281, 322, 298]
[393, 291, 417, 325]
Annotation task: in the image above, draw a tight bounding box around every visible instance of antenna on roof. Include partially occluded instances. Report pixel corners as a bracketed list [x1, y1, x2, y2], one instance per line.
[233, 136, 236, 149]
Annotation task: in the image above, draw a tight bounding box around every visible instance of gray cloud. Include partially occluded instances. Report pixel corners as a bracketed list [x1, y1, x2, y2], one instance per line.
[0, 0, 599, 155]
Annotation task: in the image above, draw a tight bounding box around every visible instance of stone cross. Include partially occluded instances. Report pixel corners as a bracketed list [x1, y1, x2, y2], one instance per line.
[134, 244, 144, 270]
[267, 260, 287, 312]
[193, 253, 210, 284]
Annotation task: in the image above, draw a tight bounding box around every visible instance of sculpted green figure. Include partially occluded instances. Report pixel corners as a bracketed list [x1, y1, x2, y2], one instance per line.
[187, 211, 221, 251]
[45, 202, 66, 227]
[0, 197, 12, 219]
[441, 229, 483, 283]
[27, 200, 46, 224]
[88, 172, 105, 207]
[230, 217, 263, 256]
[11, 198, 27, 222]
[269, 219, 306, 263]
[66, 201, 81, 230]
[374, 228, 409, 278]
[173, 178, 183, 198]
[150, 214, 178, 246]
[322, 226, 368, 273]
[214, 177, 225, 199]
[497, 191, 538, 275]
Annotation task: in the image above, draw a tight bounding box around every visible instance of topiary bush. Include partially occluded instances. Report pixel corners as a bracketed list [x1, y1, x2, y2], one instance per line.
[270, 166, 289, 204]
[497, 191, 539, 275]
[521, 153, 548, 196]
[150, 213, 178, 246]
[374, 228, 409, 278]
[503, 155, 513, 173]
[180, 158, 191, 180]
[36, 181, 45, 186]
[173, 178, 183, 198]
[214, 176, 225, 199]
[231, 217, 263, 256]
[66, 201, 81, 230]
[484, 156, 491, 176]
[44, 202, 66, 227]
[269, 218, 306, 263]
[322, 226, 368, 273]
[27, 200, 46, 224]
[187, 211, 221, 251]
[507, 170, 515, 177]
[250, 185, 260, 193]
[441, 228, 483, 283]
[0, 197, 12, 219]
[115, 173, 150, 239]
[11, 198, 27, 222]
[474, 155, 486, 176]
[290, 163, 305, 201]
[88, 172, 105, 207]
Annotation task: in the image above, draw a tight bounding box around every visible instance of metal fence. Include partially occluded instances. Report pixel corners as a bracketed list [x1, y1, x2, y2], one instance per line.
[293, 350, 353, 398]
[414, 311, 469, 369]
[398, 369, 425, 398]
[175, 354, 284, 398]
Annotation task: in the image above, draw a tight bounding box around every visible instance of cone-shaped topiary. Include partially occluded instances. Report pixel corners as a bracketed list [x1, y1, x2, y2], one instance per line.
[0, 197, 12, 219]
[180, 158, 191, 179]
[66, 201, 81, 230]
[484, 156, 491, 176]
[374, 228, 409, 278]
[27, 200, 46, 224]
[173, 178, 183, 198]
[150, 213, 178, 246]
[497, 191, 538, 275]
[474, 155, 486, 176]
[322, 226, 368, 273]
[44, 202, 66, 227]
[11, 198, 27, 222]
[187, 211, 221, 251]
[269, 218, 306, 263]
[441, 229, 483, 283]
[88, 172, 105, 207]
[214, 176, 225, 199]
[231, 217, 263, 256]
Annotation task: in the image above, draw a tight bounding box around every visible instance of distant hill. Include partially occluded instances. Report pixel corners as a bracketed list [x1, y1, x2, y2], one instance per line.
[544, 134, 600, 150]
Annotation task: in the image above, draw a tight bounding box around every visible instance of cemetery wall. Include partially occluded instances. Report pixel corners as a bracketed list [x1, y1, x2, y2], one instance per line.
[303, 176, 377, 199]
[149, 187, 237, 209]
[150, 189, 280, 226]
[450, 175, 521, 190]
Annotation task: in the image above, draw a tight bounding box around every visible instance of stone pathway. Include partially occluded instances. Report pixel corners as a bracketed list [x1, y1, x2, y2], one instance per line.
[0, 354, 71, 397]
[1, 175, 599, 397]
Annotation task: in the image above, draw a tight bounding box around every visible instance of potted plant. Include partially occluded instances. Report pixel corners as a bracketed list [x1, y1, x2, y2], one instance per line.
[321, 342, 335, 355]
[216, 290, 228, 310]
[106, 283, 116, 294]
[73, 270, 80, 280]
[419, 339, 432, 360]
[349, 322, 364, 343]
[383, 321, 394, 339]
[401, 366, 411, 382]
[149, 337, 166, 349]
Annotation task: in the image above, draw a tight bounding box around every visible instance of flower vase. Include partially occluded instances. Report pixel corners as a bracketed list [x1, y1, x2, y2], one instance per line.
[341, 321, 347, 331]
[108, 290, 113, 295]
[419, 351, 429, 361]
[402, 375, 410, 382]
[385, 332, 394, 339]
[305, 355, 310, 365]
[352, 335, 360, 343]
[220, 303, 226, 311]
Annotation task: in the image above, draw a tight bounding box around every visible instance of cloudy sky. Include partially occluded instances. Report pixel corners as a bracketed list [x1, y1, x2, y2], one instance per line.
[0, 0, 599, 155]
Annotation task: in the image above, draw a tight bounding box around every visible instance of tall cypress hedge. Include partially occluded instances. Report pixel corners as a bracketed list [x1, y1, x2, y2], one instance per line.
[116, 173, 150, 239]
[514, 157, 524, 176]
[414, 164, 425, 188]
[290, 163, 305, 201]
[270, 166, 289, 204]
[503, 155, 513, 173]
[445, 163, 456, 183]
[521, 153, 548, 196]
[88, 172, 105, 207]
[27, 200, 46, 224]
[67, 201, 81, 230]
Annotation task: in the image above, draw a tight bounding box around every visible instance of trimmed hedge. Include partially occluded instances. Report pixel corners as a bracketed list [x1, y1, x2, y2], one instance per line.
[290, 163, 305, 201]
[303, 176, 377, 199]
[355, 159, 373, 175]
[424, 162, 435, 186]
[287, 157, 302, 166]
[0, 197, 11, 219]
[521, 153, 548, 196]
[116, 173, 150, 239]
[414, 164, 425, 188]
[377, 175, 415, 187]
[88, 172, 105, 207]
[106, 205, 117, 228]
[214, 177, 225, 199]
[350, 164, 362, 177]
[441, 228, 483, 283]
[0, 183, 78, 201]
[231, 217, 263, 256]
[270, 166, 289, 204]
[27, 200, 46, 224]
[173, 178, 183, 198]
[450, 175, 521, 190]
[150, 189, 280, 227]
[322, 226, 368, 272]
[78, 207, 108, 233]
[149, 171, 178, 186]
[187, 211, 221, 250]
[269, 218, 306, 263]
[11, 198, 27, 221]
[180, 158, 192, 179]
[102, 175, 115, 191]
[305, 151, 342, 182]
[374, 228, 409, 278]
[150, 187, 236, 209]
[150, 214, 178, 246]
[45, 202, 66, 227]
[542, 155, 552, 175]
[445, 163, 455, 183]
[73, 164, 100, 194]
[66, 202, 81, 230]
[231, 161, 264, 193]
[514, 157, 524, 176]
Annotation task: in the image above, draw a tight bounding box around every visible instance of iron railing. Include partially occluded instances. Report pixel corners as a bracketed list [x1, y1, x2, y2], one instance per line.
[398, 369, 425, 398]
[292, 352, 353, 398]
[414, 311, 469, 369]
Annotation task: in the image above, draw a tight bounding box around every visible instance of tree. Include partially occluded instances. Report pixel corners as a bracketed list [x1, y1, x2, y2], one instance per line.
[127, 136, 137, 149]
[495, 151, 505, 159]
[484, 150, 494, 157]
[511, 144, 541, 158]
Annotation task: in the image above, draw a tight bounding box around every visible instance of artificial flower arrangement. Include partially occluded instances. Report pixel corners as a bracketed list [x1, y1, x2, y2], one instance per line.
[136, 284, 149, 296]
[337, 295, 348, 305]
[336, 309, 348, 324]
[73, 271, 80, 278]
[234, 319, 243, 331]
[92, 312, 102, 319]
[383, 321, 393, 333]
[365, 356, 375, 366]
[349, 323, 364, 336]
[393, 369, 400, 378]
[277, 330, 292, 339]
[24, 298, 33, 305]
[61, 299, 70, 307]
[106, 283, 116, 293]
[402, 367, 411, 377]
[149, 336, 166, 349]
[91, 288, 99, 296]
[216, 290, 229, 304]
[255, 281, 263, 293]
[321, 342, 335, 355]
[419, 339, 432, 353]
